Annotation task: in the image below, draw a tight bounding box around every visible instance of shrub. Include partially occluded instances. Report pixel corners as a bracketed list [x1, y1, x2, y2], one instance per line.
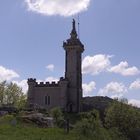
[75, 110, 103, 138]
[50, 107, 63, 127]
[75, 110, 128, 140]
[105, 101, 140, 139]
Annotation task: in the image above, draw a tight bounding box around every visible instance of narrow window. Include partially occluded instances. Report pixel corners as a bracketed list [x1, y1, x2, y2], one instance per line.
[45, 96, 51, 105]
[48, 96, 50, 105]
[45, 96, 48, 105]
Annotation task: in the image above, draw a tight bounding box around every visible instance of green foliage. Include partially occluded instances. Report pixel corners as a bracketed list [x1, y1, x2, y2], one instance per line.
[0, 81, 27, 108]
[0, 114, 15, 125]
[75, 110, 127, 140]
[75, 110, 101, 137]
[0, 125, 76, 140]
[0, 81, 6, 105]
[0, 110, 129, 140]
[105, 101, 140, 139]
[50, 107, 63, 126]
[0, 114, 88, 140]
[107, 128, 128, 140]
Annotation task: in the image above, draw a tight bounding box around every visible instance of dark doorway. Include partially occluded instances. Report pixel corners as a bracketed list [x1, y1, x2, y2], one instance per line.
[68, 103, 73, 113]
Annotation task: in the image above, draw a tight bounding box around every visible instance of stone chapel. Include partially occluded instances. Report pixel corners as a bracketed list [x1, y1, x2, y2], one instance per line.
[27, 19, 84, 112]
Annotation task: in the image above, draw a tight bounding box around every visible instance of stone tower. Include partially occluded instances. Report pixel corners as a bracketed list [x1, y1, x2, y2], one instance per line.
[27, 19, 84, 113]
[63, 19, 84, 112]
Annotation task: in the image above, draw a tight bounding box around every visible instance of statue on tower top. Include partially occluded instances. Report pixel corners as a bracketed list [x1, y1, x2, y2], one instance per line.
[72, 19, 76, 32]
[70, 19, 77, 39]
[63, 19, 84, 49]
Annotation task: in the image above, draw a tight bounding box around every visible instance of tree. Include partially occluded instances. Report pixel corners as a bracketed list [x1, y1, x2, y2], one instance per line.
[0, 81, 27, 108]
[0, 81, 6, 105]
[75, 110, 127, 140]
[105, 101, 140, 139]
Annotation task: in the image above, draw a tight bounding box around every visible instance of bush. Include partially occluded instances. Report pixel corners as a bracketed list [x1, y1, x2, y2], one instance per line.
[75, 110, 105, 138]
[50, 107, 64, 127]
[74, 110, 128, 140]
[105, 101, 140, 139]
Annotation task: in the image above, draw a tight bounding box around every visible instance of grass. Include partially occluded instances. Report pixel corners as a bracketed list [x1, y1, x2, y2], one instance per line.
[0, 115, 85, 140]
[0, 125, 76, 140]
[0, 113, 129, 140]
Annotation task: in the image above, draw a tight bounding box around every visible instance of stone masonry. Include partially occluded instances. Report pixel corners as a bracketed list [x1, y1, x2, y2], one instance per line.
[27, 19, 84, 112]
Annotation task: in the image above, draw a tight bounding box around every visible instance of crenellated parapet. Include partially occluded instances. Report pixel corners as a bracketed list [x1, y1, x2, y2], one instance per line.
[36, 81, 59, 87]
[28, 78, 37, 83]
[32, 77, 68, 87]
[27, 78, 37, 88]
[60, 77, 68, 81]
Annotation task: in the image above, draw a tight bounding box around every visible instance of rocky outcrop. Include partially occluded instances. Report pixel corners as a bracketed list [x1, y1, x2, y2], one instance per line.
[19, 112, 54, 128]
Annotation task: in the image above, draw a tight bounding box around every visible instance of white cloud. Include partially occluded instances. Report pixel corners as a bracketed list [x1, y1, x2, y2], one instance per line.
[129, 79, 140, 90]
[0, 66, 28, 94]
[82, 54, 112, 75]
[45, 76, 59, 82]
[82, 81, 96, 96]
[46, 64, 54, 71]
[128, 99, 140, 108]
[12, 80, 28, 94]
[109, 61, 140, 76]
[25, 0, 90, 17]
[111, 94, 124, 99]
[82, 55, 140, 77]
[98, 82, 127, 97]
[0, 66, 19, 82]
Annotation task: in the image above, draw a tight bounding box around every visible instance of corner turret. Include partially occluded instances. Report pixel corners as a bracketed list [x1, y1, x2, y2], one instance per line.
[27, 78, 37, 107]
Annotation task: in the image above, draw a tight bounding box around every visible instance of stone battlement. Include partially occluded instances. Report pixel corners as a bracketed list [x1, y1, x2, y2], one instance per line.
[28, 77, 68, 87]
[28, 78, 36, 82]
[36, 81, 59, 87]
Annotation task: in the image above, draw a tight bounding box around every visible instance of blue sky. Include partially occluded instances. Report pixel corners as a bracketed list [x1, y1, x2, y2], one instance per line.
[0, 0, 140, 106]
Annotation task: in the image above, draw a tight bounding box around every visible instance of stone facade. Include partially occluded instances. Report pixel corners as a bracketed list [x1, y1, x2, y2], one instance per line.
[27, 19, 84, 112]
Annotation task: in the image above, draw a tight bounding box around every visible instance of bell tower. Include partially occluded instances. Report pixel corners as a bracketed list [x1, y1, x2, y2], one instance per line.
[63, 19, 84, 112]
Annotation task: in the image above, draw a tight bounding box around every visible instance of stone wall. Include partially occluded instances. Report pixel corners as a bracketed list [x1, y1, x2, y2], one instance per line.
[27, 78, 68, 111]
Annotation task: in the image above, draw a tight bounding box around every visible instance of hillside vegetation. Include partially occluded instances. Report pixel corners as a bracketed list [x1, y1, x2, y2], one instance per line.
[0, 113, 126, 140]
[0, 100, 140, 140]
[0, 81, 140, 140]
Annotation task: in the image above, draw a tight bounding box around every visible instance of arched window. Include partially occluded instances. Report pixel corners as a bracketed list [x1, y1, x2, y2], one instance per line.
[45, 96, 51, 105]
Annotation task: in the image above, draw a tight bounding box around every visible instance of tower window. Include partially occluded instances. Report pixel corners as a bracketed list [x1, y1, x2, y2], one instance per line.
[48, 96, 50, 105]
[45, 96, 51, 105]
